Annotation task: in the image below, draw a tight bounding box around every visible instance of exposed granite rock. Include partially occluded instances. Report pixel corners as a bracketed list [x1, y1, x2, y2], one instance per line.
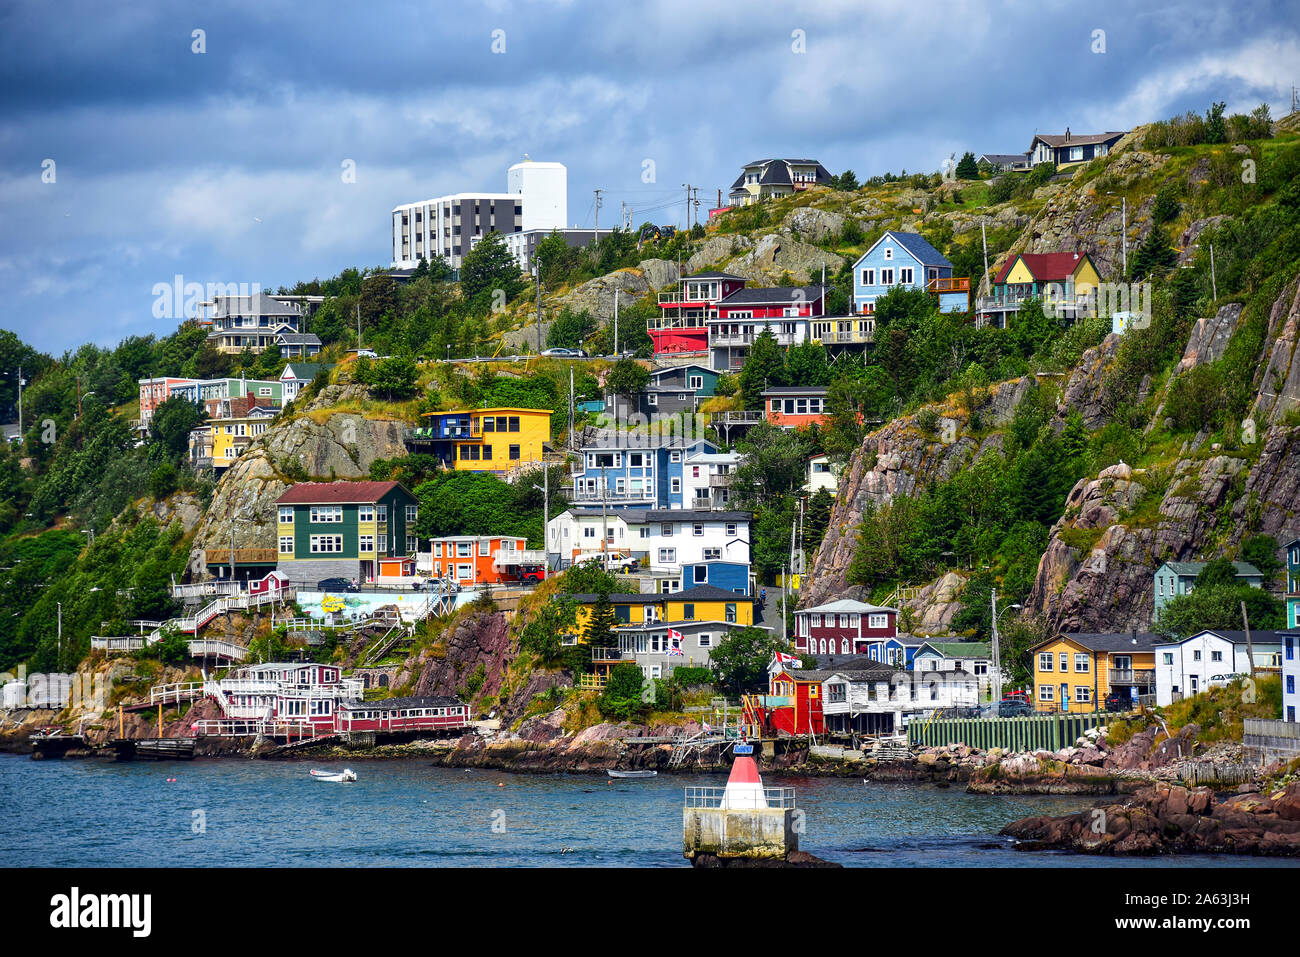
[780, 206, 846, 243]
[1250, 276, 1300, 425]
[685, 234, 752, 274]
[1174, 302, 1243, 374]
[1059, 334, 1120, 429]
[725, 233, 846, 284]
[138, 491, 205, 534]
[558, 268, 652, 321]
[909, 571, 968, 634]
[410, 611, 512, 710]
[636, 258, 680, 292]
[1002, 781, 1300, 856]
[1177, 216, 1227, 264]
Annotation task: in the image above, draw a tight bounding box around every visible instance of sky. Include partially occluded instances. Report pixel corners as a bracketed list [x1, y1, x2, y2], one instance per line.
[1, 0, 1296, 354]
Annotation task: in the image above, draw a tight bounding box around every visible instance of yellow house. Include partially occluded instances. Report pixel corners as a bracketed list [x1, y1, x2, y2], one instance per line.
[989, 251, 1102, 322]
[568, 584, 756, 685]
[211, 412, 275, 469]
[412, 407, 551, 473]
[1029, 632, 1159, 713]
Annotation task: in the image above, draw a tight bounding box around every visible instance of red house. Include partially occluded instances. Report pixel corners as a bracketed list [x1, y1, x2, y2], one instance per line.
[794, 599, 897, 658]
[247, 570, 290, 597]
[650, 271, 748, 355]
[762, 665, 825, 736]
[763, 386, 831, 430]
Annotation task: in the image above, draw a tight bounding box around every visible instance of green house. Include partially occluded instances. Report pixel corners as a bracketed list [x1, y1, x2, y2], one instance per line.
[276, 480, 419, 584]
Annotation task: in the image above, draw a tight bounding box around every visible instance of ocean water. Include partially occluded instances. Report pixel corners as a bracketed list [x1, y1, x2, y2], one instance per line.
[1, 755, 1294, 867]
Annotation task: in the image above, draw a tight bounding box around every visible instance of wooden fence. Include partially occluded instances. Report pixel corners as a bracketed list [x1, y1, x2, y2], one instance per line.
[1177, 761, 1256, 788]
[907, 712, 1114, 751]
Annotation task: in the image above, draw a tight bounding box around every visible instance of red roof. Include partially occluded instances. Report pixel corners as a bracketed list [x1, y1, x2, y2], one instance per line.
[276, 480, 407, 505]
[994, 252, 1089, 285]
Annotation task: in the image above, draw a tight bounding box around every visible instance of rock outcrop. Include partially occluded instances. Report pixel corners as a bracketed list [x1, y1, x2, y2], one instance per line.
[1002, 781, 1300, 856]
[685, 234, 752, 273]
[725, 234, 845, 284]
[1251, 275, 1300, 426]
[558, 268, 652, 321]
[1174, 302, 1244, 374]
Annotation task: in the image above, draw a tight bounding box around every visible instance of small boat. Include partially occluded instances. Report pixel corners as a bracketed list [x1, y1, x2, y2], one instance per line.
[310, 768, 357, 783]
[607, 769, 657, 779]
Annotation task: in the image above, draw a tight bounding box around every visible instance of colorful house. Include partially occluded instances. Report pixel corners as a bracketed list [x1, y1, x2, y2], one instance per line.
[407, 407, 550, 474]
[138, 376, 196, 428]
[569, 584, 756, 681]
[568, 436, 718, 509]
[280, 362, 332, 402]
[607, 364, 719, 419]
[793, 599, 898, 659]
[913, 641, 994, 696]
[650, 271, 748, 355]
[727, 158, 833, 207]
[821, 665, 978, 736]
[763, 386, 830, 430]
[850, 231, 969, 316]
[1030, 632, 1160, 713]
[883, 636, 923, 669]
[275, 480, 420, 584]
[763, 664, 827, 736]
[977, 251, 1102, 328]
[1027, 129, 1126, 168]
[424, 535, 547, 586]
[1153, 560, 1264, 618]
[211, 407, 277, 471]
[1283, 632, 1298, 723]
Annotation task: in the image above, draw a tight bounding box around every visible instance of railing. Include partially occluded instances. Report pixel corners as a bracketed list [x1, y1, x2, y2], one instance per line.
[190, 719, 336, 739]
[204, 548, 278, 565]
[577, 673, 608, 690]
[170, 580, 244, 600]
[569, 486, 656, 503]
[188, 639, 249, 662]
[708, 474, 734, 488]
[927, 277, 970, 294]
[493, 549, 547, 568]
[150, 682, 206, 706]
[813, 328, 874, 344]
[683, 786, 797, 809]
[590, 646, 632, 662]
[1108, 668, 1155, 685]
[709, 411, 765, 426]
[90, 637, 146, 653]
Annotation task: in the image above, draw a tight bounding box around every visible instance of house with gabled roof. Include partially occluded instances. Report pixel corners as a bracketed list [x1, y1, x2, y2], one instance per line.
[1027, 129, 1126, 168]
[1153, 560, 1263, 617]
[850, 231, 969, 317]
[977, 250, 1102, 328]
[275, 480, 420, 584]
[728, 158, 833, 207]
[203, 293, 305, 355]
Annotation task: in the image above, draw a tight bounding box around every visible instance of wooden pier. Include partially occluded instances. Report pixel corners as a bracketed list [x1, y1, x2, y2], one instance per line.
[111, 737, 196, 761]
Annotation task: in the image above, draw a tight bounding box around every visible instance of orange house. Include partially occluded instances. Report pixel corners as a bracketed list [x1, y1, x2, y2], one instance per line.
[763, 386, 831, 430]
[427, 535, 548, 586]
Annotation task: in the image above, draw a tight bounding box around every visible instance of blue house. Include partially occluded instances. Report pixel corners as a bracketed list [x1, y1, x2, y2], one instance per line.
[850, 231, 969, 316]
[570, 437, 719, 510]
[883, 636, 922, 669]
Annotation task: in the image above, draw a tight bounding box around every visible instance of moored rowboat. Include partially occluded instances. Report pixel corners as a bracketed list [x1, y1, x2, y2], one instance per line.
[310, 768, 357, 782]
[607, 769, 657, 778]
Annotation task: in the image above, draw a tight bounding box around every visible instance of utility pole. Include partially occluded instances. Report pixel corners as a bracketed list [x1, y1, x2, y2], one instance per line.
[990, 588, 1002, 705]
[355, 303, 362, 351]
[781, 563, 788, 644]
[600, 466, 609, 559]
[614, 288, 619, 356]
[1121, 195, 1128, 276]
[980, 222, 990, 298]
[56, 601, 62, 671]
[536, 256, 544, 354]
[542, 463, 550, 567]
[593, 188, 604, 230]
[682, 183, 694, 230]
[1241, 600, 1256, 678]
[1209, 243, 1218, 301]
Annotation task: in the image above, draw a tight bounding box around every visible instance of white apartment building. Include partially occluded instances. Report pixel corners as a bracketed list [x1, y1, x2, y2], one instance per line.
[391, 158, 567, 270]
[1154, 630, 1284, 706]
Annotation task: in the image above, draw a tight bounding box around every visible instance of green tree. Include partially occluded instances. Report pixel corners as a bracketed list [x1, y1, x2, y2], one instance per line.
[547, 307, 597, 350]
[1196, 557, 1239, 592]
[1240, 535, 1280, 578]
[147, 395, 205, 462]
[738, 329, 787, 409]
[955, 151, 979, 179]
[1156, 582, 1284, 638]
[584, 593, 617, 648]
[598, 662, 648, 720]
[603, 358, 650, 405]
[367, 356, 419, 400]
[709, 626, 786, 693]
[460, 231, 524, 304]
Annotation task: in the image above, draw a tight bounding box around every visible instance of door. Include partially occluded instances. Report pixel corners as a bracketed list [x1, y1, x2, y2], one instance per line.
[1190, 675, 1199, 694]
[1060, 683, 1068, 712]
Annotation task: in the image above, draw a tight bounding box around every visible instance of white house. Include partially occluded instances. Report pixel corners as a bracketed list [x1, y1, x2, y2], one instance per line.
[546, 508, 638, 566]
[913, 641, 996, 695]
[1154, 630, 1284, 706]
[806, 454, 840, 495]
[821, 667, 979, 736]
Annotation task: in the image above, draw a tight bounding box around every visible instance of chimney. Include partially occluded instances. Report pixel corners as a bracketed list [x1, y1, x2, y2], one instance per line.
[1065, 127, 1071, 142]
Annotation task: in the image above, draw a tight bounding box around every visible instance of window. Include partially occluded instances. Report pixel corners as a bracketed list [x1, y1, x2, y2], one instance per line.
[693, 523, 704, 536]
[508, 417, 520, 432]
[658, 548, 676, 563]
[509, 444, 520, 460]
[359, 535, 374, 553]
[1074, 654, 1090, 673]
[377, 506, 387, 522]
[725, 603, 737, 623]
[456, 541, 472, 557]
[309, 535, 343, 554]
[868, 614, 888, 629]
[669, 451, 682, 463]
[698, 633, 712, 648]
[405, 505, 418, 523]
[1193, 650, 1202, 661]
[1059, 653, 1068, 671]
[278, 507, 294, 524]
[377, 534, 387, 552]
[880, 268, 894, 285]
[899, 267, 913, 284]
[1039, 684, 1054, 702]
[703, 547, 721, 561]
[1162, 652, 1174, 665]
[278, 536, 294, 554]
[726, 523, 737, 537]
[688, 375, 703, 389]
[358, 505, 375, 523]
[692, 566, 707, 584]
[1075, 686, 1092, 703]
[1038, 653, 1054, 672]
[310, 506, 342, 524]
[662, 523, 674, 536]
[671, 478, 681, 494]
[1211, 650, 1223, 662]
[861, 268, 875, 286]
[827, 683, 846, 704]
[839, 614, 849, 628]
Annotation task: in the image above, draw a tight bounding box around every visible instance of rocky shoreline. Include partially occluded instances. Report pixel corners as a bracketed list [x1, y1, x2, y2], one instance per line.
[1002, 781, 1300, 856]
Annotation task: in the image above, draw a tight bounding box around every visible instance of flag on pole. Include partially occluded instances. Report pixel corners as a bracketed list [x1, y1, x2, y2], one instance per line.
[775, 651, 800, 665]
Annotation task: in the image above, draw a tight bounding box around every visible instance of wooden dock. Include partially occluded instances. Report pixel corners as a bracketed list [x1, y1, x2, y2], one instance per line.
[111, 737, 196, 761]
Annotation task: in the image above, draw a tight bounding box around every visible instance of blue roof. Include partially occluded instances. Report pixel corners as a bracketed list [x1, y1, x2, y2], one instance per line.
[861, 230, 952, 269]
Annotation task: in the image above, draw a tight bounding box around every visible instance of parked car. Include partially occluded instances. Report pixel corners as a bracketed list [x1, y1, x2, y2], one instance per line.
[579, 553, 638, 573]
[997, 699, 1035, 717]
[1103, 690, 1134, 712]
[1208, 673, 1249, 689]
[316, 577, 359, 592]
[541, 347, 581, 358]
